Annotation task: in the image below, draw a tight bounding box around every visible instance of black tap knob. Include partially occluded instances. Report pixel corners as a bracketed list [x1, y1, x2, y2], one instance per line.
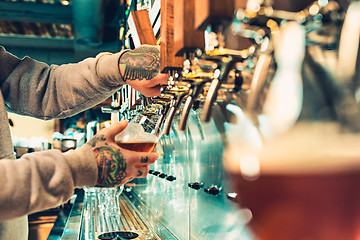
[188, 182, 204, 190]
[152, 171, 161, 176]
[204, 185, 222, 195]
[166, 175, 176, 181]
[148, 170, 154, 174]
[158, 173, 167, 178]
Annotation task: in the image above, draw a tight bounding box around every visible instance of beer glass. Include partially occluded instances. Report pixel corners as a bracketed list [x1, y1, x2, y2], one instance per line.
[115, 112, 161, 153]
[223, 4, 360, 240]
[96, 185, 124, 234]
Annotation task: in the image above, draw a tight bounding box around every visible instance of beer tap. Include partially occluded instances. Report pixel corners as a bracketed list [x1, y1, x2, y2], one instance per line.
[158, 0, 206, 133]
[101, 90, 122, 123]
[200, 58, 238, 122]
[120, 86, 130, 120]
[192, 0, 252, 123]
[151, 96, 172, 136]
[162, 83, 190, 136]
[234, 0, 344, 117]
[233, 0, 342, 34]
[178, 80, 209, 130]
[178, 50, 214, 130]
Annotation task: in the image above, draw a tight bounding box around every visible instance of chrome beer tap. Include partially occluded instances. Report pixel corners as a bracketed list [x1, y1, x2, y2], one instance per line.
[177, 51, 214, 130]
[191, 1, 257, 123]
[150, 96, 172, 136]
[101, 89, 122, 122]
[162, 83, 190, 136]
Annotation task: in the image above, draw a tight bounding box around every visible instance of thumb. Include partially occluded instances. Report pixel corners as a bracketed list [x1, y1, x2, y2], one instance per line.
[106, 120, 128, 141]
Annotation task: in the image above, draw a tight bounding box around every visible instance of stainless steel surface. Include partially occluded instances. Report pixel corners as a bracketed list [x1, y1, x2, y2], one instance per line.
[79, 189, 166, 240]
[124, 108, 252, 240]
[60, 192, 83, 240]
[47, 196, 76, 240]
[57, 2, 357, 240]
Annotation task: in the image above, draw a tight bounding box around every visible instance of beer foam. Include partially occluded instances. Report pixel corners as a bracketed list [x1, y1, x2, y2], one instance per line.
[115, 122, 157, 143]
[224, 121, 360, 175]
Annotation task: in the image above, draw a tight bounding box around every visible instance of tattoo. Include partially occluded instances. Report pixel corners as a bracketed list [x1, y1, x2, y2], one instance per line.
[94, 146, 127, 187]
[137, 170, 143, 177]
[120, 46, 160, 81]
[140, 156, 149, 163]
[88, 135, 106, 147]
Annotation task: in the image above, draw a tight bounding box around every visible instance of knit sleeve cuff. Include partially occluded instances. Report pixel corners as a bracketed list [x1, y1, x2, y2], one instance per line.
[63, 144, 98, 188]
[95, 50, 129, 87]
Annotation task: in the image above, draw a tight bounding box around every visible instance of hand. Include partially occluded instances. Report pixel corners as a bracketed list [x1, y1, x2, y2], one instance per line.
[119, 44, 168, 97]
[86, 120, 159, 187]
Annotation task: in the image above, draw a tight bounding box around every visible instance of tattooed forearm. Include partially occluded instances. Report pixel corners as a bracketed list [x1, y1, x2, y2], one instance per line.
[94, 146, 127, 187]
[120, 46, 160, 81]
[88, 134, 106, 147]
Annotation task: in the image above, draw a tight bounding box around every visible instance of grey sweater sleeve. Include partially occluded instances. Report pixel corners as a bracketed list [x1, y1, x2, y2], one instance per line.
[0, 46, 125, 119]
[0, 144, 97, 222]
[0, 46, 125, 222]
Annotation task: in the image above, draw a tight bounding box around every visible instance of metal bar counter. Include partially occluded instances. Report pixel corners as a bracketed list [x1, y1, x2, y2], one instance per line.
[48, 188, 174, 240]
[48, 110, 254, 240]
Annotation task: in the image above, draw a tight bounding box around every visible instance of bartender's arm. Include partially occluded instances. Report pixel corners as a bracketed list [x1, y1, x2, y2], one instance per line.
[0, 44, 167, 222]
[0, 120, 158, 222]
[0, 44, 167, 119]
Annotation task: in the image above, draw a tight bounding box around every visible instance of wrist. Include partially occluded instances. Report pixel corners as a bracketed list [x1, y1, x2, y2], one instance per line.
[63, 144, 98, 188]
[96, 51, 126, 86]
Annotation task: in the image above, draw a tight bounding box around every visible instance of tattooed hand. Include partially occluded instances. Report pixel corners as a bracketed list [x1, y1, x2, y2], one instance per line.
[87, 120, 159, 187]
[119, 45, 168, 97]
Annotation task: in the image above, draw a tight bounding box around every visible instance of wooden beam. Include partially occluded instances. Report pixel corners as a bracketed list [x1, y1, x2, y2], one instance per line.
[174, 0, 205, 56]
[160, 0, 183, 73]
[194, 0, 236, 30]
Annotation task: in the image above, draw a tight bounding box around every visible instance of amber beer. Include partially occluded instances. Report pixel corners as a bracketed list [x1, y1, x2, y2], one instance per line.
[116, 140, 157, 152]
[224, 122, 360, 240]
[227, 171, 360, 240]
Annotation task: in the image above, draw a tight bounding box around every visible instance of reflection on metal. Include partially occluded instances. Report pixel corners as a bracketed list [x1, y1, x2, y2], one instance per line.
[67, 1, 360, 239]
[61, 192, 83, 240]
[124, 108, 252, 240]
[78, 189, 164, 240]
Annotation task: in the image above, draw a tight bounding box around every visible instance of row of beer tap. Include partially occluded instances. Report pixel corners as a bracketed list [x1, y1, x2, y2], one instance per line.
[102, 0, 348, 136]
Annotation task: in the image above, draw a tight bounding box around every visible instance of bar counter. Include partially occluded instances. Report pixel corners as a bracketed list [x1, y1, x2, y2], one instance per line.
[47, 188, 177, 240]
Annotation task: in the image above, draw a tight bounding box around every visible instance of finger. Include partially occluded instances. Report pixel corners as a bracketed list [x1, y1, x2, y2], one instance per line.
[133, 152, 158, 168]
[105, 120, 128, 141]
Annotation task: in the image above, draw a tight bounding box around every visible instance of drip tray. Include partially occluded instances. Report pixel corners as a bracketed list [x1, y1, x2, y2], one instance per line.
[78, 193, 161, 240]
[115, 195, 160, 240]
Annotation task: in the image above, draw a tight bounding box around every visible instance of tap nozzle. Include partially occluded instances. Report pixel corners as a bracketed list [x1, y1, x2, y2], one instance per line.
[163, 89, 189, 136]
[178, 80, 209, 131]
[200, 59, 237, 122]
